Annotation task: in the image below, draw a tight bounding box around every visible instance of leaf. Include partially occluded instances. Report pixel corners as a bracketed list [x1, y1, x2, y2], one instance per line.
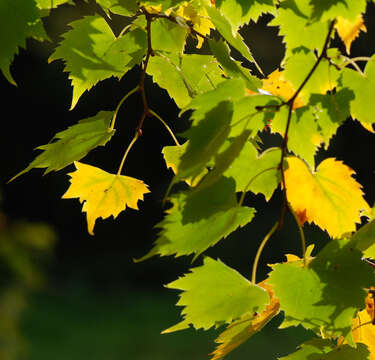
[268, 238, 375, 341]
[136, 176, 255, 260]
[177, 101, 233, 181]
[340, 56, 375, 126]
[0, 0, 40, 84]
[353, 219, 375, 258]
[49, 16, 147, 109]
[335, 15, 367, 54]
[210, 280, 280, 360]
[96, 0, 138, 16]
[284, 156, 369, 238]
[163, 257, 270, 331]
[224, 144, 281, 201]
[10, 111, 115, 181]
[62, 162, 150, 235]
[309, 0, 367, 22]
[205, 6, 262, 74]
[36, 0, 73, 10]
[280, 338, 370, 360]
[214, 0, 276, 29]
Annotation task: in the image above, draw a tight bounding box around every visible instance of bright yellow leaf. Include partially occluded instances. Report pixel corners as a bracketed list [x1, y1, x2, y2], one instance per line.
[176, 2, 215, 48]
[284, 157, 369, 238]
[210, 281, 280, 360]
[262, 70, 306, 109]
[336, 15, 367, 54]
[62, 162, 150, 235]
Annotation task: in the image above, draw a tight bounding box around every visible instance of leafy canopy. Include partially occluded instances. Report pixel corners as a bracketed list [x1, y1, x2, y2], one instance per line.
[5, 0, 375, 359]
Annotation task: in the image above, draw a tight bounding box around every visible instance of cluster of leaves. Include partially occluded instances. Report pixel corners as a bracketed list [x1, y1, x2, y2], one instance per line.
[4, 0, 375, 358]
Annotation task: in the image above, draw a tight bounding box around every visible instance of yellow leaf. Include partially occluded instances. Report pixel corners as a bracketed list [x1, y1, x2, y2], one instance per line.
[62, 162, 150, 235]
[210, 281, 280, 360]
[336, 15, 367, 54]
[284, 157, 369, 238]
[262, 70, 306, 109]
[352, 290, 375, 360]
[176, 2, 215, 48]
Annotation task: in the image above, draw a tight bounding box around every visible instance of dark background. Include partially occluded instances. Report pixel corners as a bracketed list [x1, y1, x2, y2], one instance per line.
[1, 1, 375, 359]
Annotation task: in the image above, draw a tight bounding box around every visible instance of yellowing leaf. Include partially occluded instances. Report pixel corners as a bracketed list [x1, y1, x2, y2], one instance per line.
[284, 157, 369, 238]
[210, 280, 280, 360]
[176, 2, 215, 48]
[262, 70, 306, 109]
[62, 162, 150, 235]
[336, 15, 367, 54]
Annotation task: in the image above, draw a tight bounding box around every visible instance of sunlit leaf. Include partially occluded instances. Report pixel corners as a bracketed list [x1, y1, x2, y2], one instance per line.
[335, 15, 367, 54]
[62, 162, 150, 235]
[49, 16, 147, 109]
[136, 177, 255, 260]
[96, 0, 138, 16]
[353, 219, 375, 258]
[10, 111, 115, 181]
[309, 0, 367, 22]
[284, 156, 369, 238]
[163, 257, 269, 331]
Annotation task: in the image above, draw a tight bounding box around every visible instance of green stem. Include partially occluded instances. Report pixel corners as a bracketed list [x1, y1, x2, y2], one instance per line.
[251, 221, 279, 284]
[110, 86, 139, 131]
[117, 132, 139, 176]
[288, 204, 307, 266]
[117, 24, 131, 38]
[149, 109, 181, 146]
[238, 167, 278, 207]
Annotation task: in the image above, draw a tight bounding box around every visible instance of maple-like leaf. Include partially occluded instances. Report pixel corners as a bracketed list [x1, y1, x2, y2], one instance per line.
[62, 162, 150, 235]
[163, 257, 270, 332]
[210, 280, 280, 360]
[284, 156, 369, 238]
[336, 15, 367, 54]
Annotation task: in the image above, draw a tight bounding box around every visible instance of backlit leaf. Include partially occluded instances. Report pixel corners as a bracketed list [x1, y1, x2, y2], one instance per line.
[62, 162, 150, 235]
[10, 111, 115, 181]
[49, 16, 147, 109]
[268, 238, 375, 341]
[284, 156, 369, 238]
[210, 280, 280, 360]
[336, 15, 367, 54]
[136, 177, 255, 260]
[96, 0, 138, 16]
[163, 257, 269, 331]
[353, 219, 375, 258]
[309, 0, 367, 22]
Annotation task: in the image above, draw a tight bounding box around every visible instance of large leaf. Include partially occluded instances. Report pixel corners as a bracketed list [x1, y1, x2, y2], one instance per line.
[49, 16, 147, 109]
[163, 257, 270, 331]
[0, 0, 40, 83]
[96, 0, 138, 16]
[352, 306, 375, 360]
[353, 219, 375, 258]
[268, 238, 375, 342]
[309, 0, 367, 22]
[137, 177, 255, 260]
[284, 156, 369, 238]
[11, 111, 115, 180]
[62, 162, 150, 235]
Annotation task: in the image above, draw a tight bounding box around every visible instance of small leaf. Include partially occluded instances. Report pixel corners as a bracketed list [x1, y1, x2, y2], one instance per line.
[10, 111, 115, 181]
[164, 257, 270, 331]
[210, 280, 280, 360]
[62, 162, 150, 235]
[335, 15, 367, 54]
[284, 156, 369, 238]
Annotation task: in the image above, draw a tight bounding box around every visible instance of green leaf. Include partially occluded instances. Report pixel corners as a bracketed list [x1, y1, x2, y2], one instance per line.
[0, 0, 40, 84]
[208, 39, 261, 92]
[136, 177, 255, 260]
[224, 143, 281, 200]
[178, 101, 233, 180]
[214, 0, 276, 29]
[140, 0, 186, 10]
[164, 257, 269, 330]
[353, 219, 375, 258]
[36, 0, 73, 10]
[147, 54, 225, 108]
[268, 0, 327, 58]
[268, 238, 375, 342]
[152, 18, 187, 54]
[205, 6, 262, 74]
[96, 0, 138, 16]
[49, 16, 147, 109]
[10, 111, 115, 181]
[280, 339, 370, 360]
[340, 56, 375, 126]
[283, 49, 340, 103]
[310, 0, 367, 22]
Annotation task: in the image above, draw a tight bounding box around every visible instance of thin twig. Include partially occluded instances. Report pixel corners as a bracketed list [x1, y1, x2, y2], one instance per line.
[149, 109, 181, 146]
[117, 132, 139, 176]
